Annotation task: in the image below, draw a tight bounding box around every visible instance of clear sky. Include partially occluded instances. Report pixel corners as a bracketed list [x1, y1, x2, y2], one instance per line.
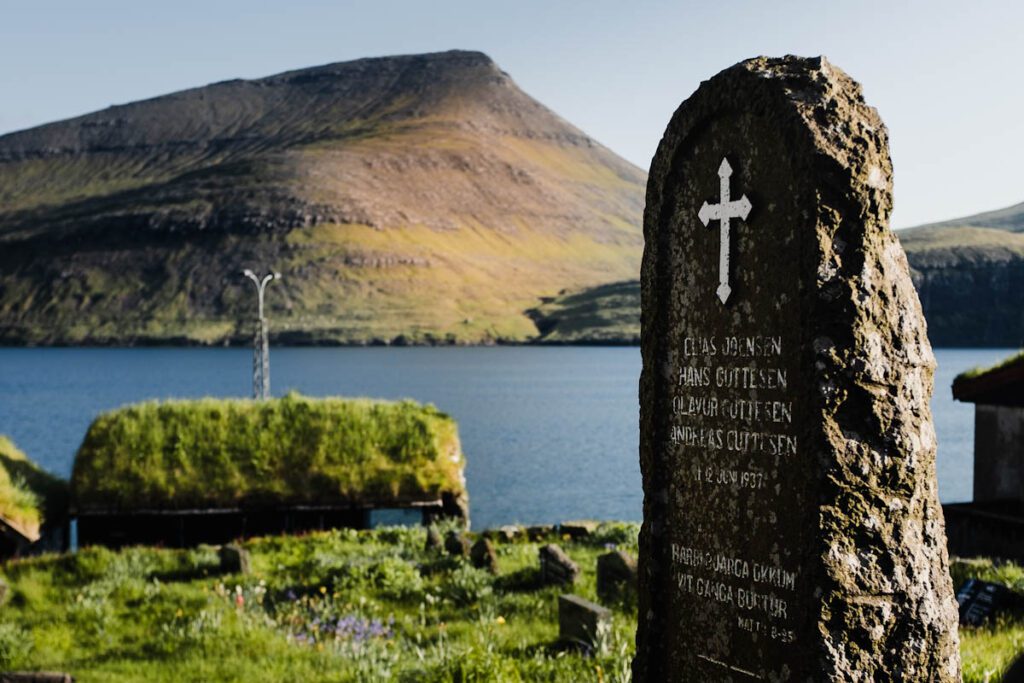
[2, 0, 1021, 228]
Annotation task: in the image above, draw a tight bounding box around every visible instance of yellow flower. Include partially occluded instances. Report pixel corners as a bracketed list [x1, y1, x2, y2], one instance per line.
[175, 608, 184, 618]
[495, 616, 506, 625]
[319, 586, 327, 594]
[562, 534, 571, 541]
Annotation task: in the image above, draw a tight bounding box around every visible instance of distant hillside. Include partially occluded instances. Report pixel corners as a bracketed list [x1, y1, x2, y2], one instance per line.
[528, 280, 639, 344]
[898, 203, 1024, 347]
[532, 202, 1024, 349]
[0, 50, 645, 345]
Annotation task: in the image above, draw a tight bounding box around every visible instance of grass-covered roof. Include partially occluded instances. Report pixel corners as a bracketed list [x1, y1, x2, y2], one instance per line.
[953, 350, 1024, 406]
[0, 435, 67, 541]
[71, 394, 466, 513]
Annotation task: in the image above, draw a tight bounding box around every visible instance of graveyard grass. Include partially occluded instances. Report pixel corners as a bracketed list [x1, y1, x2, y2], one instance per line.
[0, 524, 1018, 681]
[0, 522, 638, 682]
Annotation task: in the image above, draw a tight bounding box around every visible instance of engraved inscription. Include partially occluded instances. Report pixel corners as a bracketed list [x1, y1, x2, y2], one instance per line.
[667, 332, 800, 657]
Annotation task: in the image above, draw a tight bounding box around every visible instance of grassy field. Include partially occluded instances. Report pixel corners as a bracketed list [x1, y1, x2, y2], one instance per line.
[0, 524, 1019, 681]
[0, 522, 637, 682]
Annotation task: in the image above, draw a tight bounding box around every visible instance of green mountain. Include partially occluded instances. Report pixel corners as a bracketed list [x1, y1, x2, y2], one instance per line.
[898, 203, 1024, 347]
[0, 50, 645, 345]
[531, 203, 1024, 348]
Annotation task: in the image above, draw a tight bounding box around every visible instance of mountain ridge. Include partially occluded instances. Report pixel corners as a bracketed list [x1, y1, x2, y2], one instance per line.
[530, 201, 1024, 347]
[0, 50, 646, 345]
[896, 201, 1024, 346]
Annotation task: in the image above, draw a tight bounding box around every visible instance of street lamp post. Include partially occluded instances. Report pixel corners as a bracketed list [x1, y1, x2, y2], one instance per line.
[242, 269, 280, 400]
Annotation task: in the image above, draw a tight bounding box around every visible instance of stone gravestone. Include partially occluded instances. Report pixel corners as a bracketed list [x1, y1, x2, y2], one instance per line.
[597, 550, 638, 601]
[538, 544, 580, 586]
[558, 594, 611, 651]
[956, 578, 1018, 626]
[635, 56, 960, 681]
[219, 544, 251, 575]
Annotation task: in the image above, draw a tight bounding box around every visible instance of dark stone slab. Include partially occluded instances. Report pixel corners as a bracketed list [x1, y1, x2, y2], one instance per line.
[539, 543, 579, 586]
[526, 524, 555, 541]
[483, 525, 523, 543]
[956, 578, 1020, 626]
[471, 538, 500, 575]
[597, 550, 637, 601]
[1004, 651, 1024, 683]
[559, 520, 599, 539]
[425, 526, 443, 552]
[558, 594, 611, 650]
[444, 530, 470, 558]
[218, 544, 251, 575]
[636, 56, 960, 681]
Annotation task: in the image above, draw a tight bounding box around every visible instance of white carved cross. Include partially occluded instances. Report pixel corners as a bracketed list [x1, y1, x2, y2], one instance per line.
[697, 158, 752, 304]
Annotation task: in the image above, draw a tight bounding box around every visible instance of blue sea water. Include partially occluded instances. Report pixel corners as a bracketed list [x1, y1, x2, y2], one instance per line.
[0, 347, 1014, 530]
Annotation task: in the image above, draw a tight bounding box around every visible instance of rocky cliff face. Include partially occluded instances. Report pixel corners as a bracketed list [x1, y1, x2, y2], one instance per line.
[0, 50, 645, 345]
[900, 212, 1024, 347]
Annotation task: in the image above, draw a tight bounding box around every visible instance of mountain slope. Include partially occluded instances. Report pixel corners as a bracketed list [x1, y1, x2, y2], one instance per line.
[897, 204, 1024, 347]
[532, 202, 1024, 348]
[0, 50, 645, 345]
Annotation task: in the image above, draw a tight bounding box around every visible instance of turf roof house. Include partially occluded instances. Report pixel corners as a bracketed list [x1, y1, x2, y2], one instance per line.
[71, 395, 468, 547]
[944, 351, 1024, 559]
[0, 436, 68, 557]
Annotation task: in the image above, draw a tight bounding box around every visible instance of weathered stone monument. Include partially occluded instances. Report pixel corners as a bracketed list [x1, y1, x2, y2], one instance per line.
[558, 593, 611, 651]
[636, 56, 960, 681]
[218, 543, 251, 575]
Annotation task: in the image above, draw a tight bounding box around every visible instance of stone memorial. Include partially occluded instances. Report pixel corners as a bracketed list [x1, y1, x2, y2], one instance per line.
[538, 543, 579, 586]
[558, 594, 611, 651]
[635, 56, 960, 681]
[425, 526, 443, 552]
[1003, 652, 1024, 683]
[597, 550, 638, 601]
[445, 530, 470, 558]
[0, 674, 74, 683]
[471, 537, 500, 575]
[956, 578, 1019, 626]
[218, 544, 251, 575]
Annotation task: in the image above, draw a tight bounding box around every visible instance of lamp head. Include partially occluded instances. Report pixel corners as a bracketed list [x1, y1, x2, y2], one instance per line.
[243, 269, 255, 278]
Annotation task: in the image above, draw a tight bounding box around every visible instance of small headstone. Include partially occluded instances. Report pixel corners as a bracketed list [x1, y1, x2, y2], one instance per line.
[470, 538, 500, 575]
[425, 526, 443, 552]
[218, 544, 251, 575]
[0, 674, 74, 683]
[1003, 651, 1024, 683]
[444, 530, 470, 558]
[538, 543, 579, 585]
[484, 525, 523, 543]
[596, 550, 637, 601]
[956, 578, 1018, 626]
[526, 524, 554, 541]
[559, 520, 599, 539]
[636, 56, 960, 681]
[558, 594, 611, 651]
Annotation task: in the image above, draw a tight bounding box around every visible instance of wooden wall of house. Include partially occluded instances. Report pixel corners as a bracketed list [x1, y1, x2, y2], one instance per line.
[974, 404, 1024, 503]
